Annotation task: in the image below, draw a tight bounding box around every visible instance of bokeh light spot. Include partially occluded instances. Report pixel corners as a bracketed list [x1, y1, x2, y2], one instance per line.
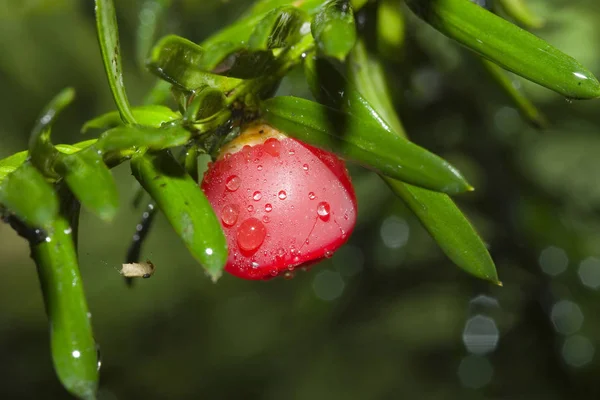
[562, 335, 595, 368]
[457, 355, 494, 389]
[578, 257, 600, 289]
[550, 300, 583, 335]
[462, 315, 499, 355]
[538, 246, 568, 276]
[312, 270, 345, 301]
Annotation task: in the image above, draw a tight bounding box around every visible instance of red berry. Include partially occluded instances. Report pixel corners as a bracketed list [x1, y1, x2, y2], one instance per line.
[201, 122, 357, 280]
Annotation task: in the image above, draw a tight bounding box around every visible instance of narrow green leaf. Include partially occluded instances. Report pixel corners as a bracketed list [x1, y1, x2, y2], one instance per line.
[496, 0, 545, 29]
[82, 105, 180, 133]
[184, 144, 199, 182]
[201, 45, 276, 79]
[130, 151, 228, 281]
[56, 147, 119, 222]
[311, 0, 356, 61]
[405, 0, 600, 99]
[385, 180, 499, 283]
[28, 88, 75, 178]
[0, 162, 59, 228]
[248, 0, 326, 17]
[136, 0, 172, 69]
[248, 6, 307, 51]
[183, 86, 226, 123]
[96, 123, 191, 153]
[31, 190, 98, 399]
[95, 0, 138, 124]
[147, 35, 243, 92]
[480, 57, 547, 128]
[261, 96, 472, 194]
[0, 152, 29, 183]
[376, 0, 405, 61]
[305, 48, 499, 283]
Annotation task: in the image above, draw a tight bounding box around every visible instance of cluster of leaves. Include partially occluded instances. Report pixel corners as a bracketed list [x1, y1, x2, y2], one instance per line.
[0, 0, 599, 398]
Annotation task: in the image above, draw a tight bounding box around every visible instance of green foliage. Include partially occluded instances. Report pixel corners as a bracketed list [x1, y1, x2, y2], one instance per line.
[1, 0, 600, 397]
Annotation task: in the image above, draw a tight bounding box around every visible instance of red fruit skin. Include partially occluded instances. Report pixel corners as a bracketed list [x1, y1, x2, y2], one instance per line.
[201, 123, 357, 280]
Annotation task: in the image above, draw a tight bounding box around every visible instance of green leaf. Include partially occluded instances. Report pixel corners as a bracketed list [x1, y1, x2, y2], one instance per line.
[31, 190, 98, 399]
[199, 44, 275, 79]
[0, 152, 28, 183]
[147, 35, 243, 92]
[261, 96, 472, 194]
[350, 41, 499, 283]
[384, 180, 499, 283]
[183, 86, 226, 123]
[405, 0, 600, 99]
[306, 47, 499, 283]
[82, 105, 180, 133]
[480, 57, 547, 128]
[130, 150, 228, 281]
[95, 0, 138, 124]
[56, 147, 119, 222]
[247, 0, 327, 18]
[96, 123, 191, 153]
[496, 0, 545, 29]
[136, 0, 173, 69]
[248, 6, 307, 51]
[0, 162, 59, 229]
[28, 88, 76, 178]
[311, 0, 356, 61]
[376, 0, 405, 61]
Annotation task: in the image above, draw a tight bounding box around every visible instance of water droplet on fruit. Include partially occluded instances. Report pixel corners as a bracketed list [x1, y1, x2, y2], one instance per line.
[221, 204, 239, 226]
[237, 218, 267, 252]
[303, 164, 309, 171]
[284, 271, 295, 280]
[257, 165, 263, 171]
[264, 138, 281, 157]
[276, 248, 286, 258]
[325, 250, 334, 258]
[247, 205, 254, 213]
[288, 149, 295, 155]
[278, 190, 287, 200]
[251, 262, 260, 269]
[317, 202, 330, 220]
[308, 192, 316, 200]
[253, 191, 262, 201]
[270, 269, 279, 277]
[265, 203, 273, 212]
[262, 215, 270, 223]
[225, 175, 241, 191]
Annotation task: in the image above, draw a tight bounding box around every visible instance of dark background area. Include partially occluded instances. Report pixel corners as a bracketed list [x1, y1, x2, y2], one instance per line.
[2, 0, 600, 398]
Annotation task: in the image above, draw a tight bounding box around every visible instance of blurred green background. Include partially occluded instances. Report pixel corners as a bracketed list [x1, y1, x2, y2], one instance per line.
[2, 0, 600, 398]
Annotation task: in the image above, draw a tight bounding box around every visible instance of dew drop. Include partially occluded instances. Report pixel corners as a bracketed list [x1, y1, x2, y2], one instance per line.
[236, 218, 267, 252]
[276, 248, 286, 258]
[324, 250, 334, 258]
[270, 269, 279, 277]
[225, 175, 241, 191]
[251, 262, 260, 269]
[264, 138, 281, 157]
[257, 165, 263, 171]
[221, 204, 240, 226]
[317, 202, 331, 220]
[247, 205, 254, 213]
[308, 192, 316, 200]
[265, 203, 273, 212]
[253, 191, 262, 201]
[262, 215, 270, 223]
[278, 190, 287, 200]
[283, 271, 295, 280]
[303, 164, 309, 171]
[288, 149, 295, 155]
